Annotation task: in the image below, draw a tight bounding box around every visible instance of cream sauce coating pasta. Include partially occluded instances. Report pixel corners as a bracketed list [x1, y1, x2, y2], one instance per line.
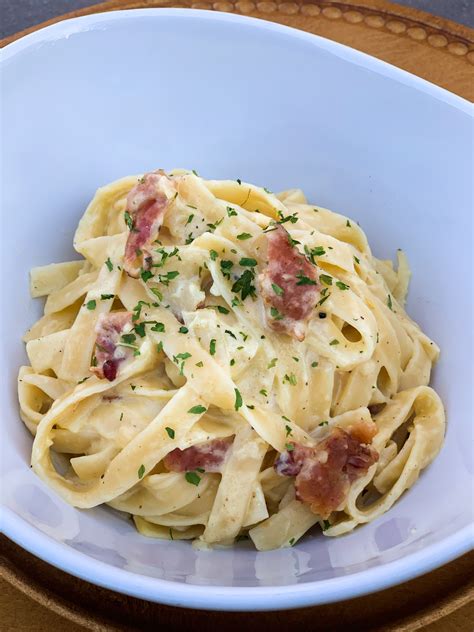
[18, 170, 445, 550]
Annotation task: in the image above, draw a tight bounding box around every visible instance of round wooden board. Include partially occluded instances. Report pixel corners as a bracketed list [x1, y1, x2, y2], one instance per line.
[1, 1, 473, 629]
[1, 536, 473, 631]
[1, 0, 473, 99]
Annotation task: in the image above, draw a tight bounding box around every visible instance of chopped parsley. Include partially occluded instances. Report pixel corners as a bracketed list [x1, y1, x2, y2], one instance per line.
[209, 339, 216, 355]
[271, 283, 284, 296]
[319, 420, 329, 426]
[346, 220, 352, 227]
[138, 464, 145, 479]
[234, 388, 243, 411]
[231, 269, 256, 300]
[288, 537, 295, 546]
[259, 389, 268, 397]
[140, 269, 153, 283]
[277, 210, 298, 224]
[285, 424, 293, 437]
[236, 233, 252, 240]
[322, 520, 331, 531]
[319, 274, 333, 286]
[178, 326, 189, 334]
[185, 471, 201, 486]
[387, 294, 393, 310]
[132, 300, 150, 321]
[151, 322, 165, 332]
[158, 270, 179, 285]
[217, 305, 230, 314]
[185, 213, 194, 225]
[311, 361, 319, 368]
[173, 352, 192, 374]
[285, 443, 295, 452]
[86, 300, 96, 310]
[122, 333, 137, 345]
[134, 323, 146, 337]
[335, 281, 350, 290]
[188, 405, 207, 414]
[100, 293, 115, 300]
[150, 287, 163, 302]
[227, 206, 238, 217]
[239, 257, 257, 267]
[329, 339, 340, 346]
[283, 373, 297, 386]
[296, 273, 316, 286]
[124, 211, 136, 231]
[354, 255, 360, 264]
[105, 257, 113, 272]
[270, 307, 283, 321]
[220, 260, 234, 279]
[77, 376, 90, 384]
[209, 249, 218, 261]
[165, 427, 175, 439]
[267, 358, 278, 369]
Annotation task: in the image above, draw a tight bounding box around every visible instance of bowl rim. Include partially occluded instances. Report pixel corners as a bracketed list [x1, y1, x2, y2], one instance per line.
[1, 7, 473, 611]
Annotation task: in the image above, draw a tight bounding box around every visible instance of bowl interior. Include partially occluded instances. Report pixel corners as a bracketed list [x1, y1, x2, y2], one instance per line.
[1, 9, 472, 608]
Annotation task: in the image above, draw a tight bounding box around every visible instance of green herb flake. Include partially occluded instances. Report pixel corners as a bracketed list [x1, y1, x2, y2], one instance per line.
[289, 537, 295, 546]
[150, 287, 163, 302]
[124, 211, 136, 231]
[151, 322, 165, 332]
[285, 424, 293, 437]
[322, 520, 331, 531]
[267, 358, 278, 369]
[329, 339, 340, 346]
[100, 293, 115, 300]
[285, 443, 295, 452]
[217, 305, 230, 314]
[134, 323, 146, 337]
[209, 339, 216, 355]
[311, 361, 319, 368]
[185, 471, 201, 486]
[319, 420, 329, 426]
[178, 326, 189, 334]
[259, 389, 268, 397]
[86, 300, 96, 310]
[270, 306, 283, 321]
[354, 255, 360, 265]
[387, 294, 393, 310]
[105, 258, 113, 271]
[231, 269, 256, 300]
[236, 232, 252, 241]
[220, 260, 234, 279]
[346, 219, 352, 228]
[227, 206, 238, 217]
[122, 333, 137, 345]
[335, 281, 350, 291]
[140, 269, 153, 283]
[271, 283, 284, 296]
[239, 257, 257, 267]
[77, 376, 90, 385]
[138, 464, 145, 479]
[188, 405, 207, 415]
[319, 274, 333, 286]
[165, 427, 175, 439]
[283, 373, 297, 386]
[296, 273, 317, 286]
[234, 388, 243, 411]
[209, 249, 218, 261]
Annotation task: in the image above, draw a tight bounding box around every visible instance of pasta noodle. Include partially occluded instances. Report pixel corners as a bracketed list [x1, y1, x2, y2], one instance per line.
[18, 169, 445, 550]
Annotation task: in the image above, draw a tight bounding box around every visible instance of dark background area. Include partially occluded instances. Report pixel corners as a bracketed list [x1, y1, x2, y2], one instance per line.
[0, 0, 473, 38]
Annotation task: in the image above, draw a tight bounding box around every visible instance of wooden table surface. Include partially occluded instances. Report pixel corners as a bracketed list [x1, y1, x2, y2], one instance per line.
[1, 1, 473, 630]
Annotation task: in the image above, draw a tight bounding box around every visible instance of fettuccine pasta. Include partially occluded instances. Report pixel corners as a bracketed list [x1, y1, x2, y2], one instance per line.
[18, 169, 445, 550]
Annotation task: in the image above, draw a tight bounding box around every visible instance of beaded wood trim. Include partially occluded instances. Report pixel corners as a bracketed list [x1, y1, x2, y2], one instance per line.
[2, 0, 473, 62]
[190, 1, 473, 60]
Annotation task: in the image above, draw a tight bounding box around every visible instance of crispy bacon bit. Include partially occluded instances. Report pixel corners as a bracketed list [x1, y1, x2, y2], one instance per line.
[91, 312, 133, 381]
[274, 420, 378, 518]
[259, 225, 319, 340]
[123, 171, 175, 277]
[164, 437, 233, 473]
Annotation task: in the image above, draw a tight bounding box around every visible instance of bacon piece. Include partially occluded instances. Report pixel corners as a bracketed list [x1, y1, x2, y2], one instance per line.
[259, 225, 319, 340]
[91, 312, 133, 381]
[164, 437, 233, 473]
[274, 420, 378, 518]
[123, 171, 175, 277]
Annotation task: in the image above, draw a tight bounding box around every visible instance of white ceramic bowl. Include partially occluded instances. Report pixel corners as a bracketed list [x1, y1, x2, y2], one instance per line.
[1, 9, 473, 611]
